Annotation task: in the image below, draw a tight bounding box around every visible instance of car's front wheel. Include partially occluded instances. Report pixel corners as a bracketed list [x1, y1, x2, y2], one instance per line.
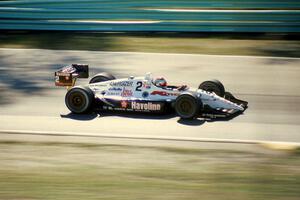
[175, 93, 201, 119]
[65, 86, 94, 114]
[198, 79, 225, 97]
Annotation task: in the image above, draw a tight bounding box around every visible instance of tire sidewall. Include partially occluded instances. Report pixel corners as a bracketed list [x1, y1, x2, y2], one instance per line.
[199, 80, 225, 97]
[65, 87, 93, 113]
[175, 94, 200, 119]
[89, 76, 109, 84]
[89, 72, 116, 84]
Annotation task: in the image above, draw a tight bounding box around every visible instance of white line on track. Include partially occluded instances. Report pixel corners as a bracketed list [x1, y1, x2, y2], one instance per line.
[1, 130, 300, 147]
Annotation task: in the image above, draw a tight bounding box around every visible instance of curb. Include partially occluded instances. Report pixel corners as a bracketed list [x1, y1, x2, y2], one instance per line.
[259, 141, 300, 151]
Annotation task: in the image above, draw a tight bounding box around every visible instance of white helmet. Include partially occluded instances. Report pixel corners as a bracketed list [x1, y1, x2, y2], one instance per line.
[154, 77, 167, 87]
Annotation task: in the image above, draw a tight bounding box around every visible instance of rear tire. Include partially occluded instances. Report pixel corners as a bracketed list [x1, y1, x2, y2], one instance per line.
[65, 86, 94, 114]
[89, 72, 116, 84]
[175, 93, 201, 119]
[199, 79, 225, 97]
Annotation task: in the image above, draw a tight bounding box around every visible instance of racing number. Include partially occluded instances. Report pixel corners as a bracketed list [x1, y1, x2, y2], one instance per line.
[136, 81, 142, 91]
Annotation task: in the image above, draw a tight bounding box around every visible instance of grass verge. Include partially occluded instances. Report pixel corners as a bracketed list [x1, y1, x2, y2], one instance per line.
[0, 140, 299, 200]
[0, 31, 300, 57]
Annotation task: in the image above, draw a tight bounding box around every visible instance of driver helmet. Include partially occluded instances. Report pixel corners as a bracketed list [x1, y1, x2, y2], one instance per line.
[154, 77, 167, 87]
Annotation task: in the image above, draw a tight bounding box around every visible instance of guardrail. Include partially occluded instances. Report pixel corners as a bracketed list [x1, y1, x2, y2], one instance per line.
[0, 0, 299, 32]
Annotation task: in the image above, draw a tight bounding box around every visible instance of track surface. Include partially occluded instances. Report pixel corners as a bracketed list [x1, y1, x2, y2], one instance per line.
[0, 48, 300, 143]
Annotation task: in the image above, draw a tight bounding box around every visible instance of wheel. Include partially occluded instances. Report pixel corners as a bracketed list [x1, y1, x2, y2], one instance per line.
[198, 79, 225, 97]
[224, 91, 234, 101]
[89, 72, 116, 84]
[65, 86, 94, 114]
[175, 93, 201, 119]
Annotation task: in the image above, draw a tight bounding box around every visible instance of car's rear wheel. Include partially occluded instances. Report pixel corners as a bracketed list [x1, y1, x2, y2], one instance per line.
[175, 93, 201, 119]
[89, 72, 116, 84]
[65, 86, 94, 114]
[198, 79, 225, 97]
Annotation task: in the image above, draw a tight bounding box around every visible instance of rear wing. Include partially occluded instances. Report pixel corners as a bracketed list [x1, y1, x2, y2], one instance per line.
[55, 64, 89, 87]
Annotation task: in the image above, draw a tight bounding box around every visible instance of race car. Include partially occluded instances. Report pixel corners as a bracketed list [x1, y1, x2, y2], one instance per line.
[55, 64, 248, 119]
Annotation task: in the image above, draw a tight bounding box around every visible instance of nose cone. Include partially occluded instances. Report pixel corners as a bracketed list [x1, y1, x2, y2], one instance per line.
[235, 104, 245, 111]
[216, 95, 245, 111]
[197, 89, 247, 112]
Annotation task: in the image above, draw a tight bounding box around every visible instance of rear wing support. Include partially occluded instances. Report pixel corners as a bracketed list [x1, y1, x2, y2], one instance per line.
[55, 64, 89, 87]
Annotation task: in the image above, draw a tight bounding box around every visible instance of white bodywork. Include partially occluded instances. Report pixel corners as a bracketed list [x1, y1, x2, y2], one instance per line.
[88, 73, 244, 112]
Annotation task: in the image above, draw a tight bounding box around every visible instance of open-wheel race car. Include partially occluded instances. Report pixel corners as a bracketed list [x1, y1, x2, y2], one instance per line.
[55, 64, 248, 119]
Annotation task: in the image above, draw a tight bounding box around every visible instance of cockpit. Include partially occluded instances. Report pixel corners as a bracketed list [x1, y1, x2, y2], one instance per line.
[145, 72, 188, 91]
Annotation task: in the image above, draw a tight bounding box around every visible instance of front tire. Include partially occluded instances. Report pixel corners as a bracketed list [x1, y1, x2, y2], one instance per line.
[89, 72, 116, 84]
[175, 93, 201, 119]
[198, 79, 225, 97]
[65, 86, 94, 114]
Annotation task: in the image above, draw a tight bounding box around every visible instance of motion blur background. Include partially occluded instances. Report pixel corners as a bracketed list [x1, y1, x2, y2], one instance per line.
[0, 0, 300, 200]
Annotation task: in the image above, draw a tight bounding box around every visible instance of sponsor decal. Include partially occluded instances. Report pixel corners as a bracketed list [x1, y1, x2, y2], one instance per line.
[109, 87, 122, 91]
[131, 101, 161, 111]
[110, 81, 133, 87]
[62, 66, 76, 73]
[121, 88, 133, 97]
[121, 100, 128, 108]
[100, 97, 163, 112]
[142, 91, 149, 98]
[150, 91, 179, 96]
[55, 72, 71, 77]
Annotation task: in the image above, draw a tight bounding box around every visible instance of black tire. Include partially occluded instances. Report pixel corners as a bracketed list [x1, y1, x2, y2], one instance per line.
[89, 72, 116, 84]
[65, 86, 94, 114]
[175, 93, 201, 119]
[224, 91, 234, 101]
[198, 79, 225, 97]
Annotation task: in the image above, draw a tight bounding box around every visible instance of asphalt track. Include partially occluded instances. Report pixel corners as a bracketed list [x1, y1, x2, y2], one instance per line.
[0, 48, 300, 144]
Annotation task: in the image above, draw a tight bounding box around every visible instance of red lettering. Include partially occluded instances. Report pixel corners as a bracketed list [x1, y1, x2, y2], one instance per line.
[150, 91, 179, 96]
